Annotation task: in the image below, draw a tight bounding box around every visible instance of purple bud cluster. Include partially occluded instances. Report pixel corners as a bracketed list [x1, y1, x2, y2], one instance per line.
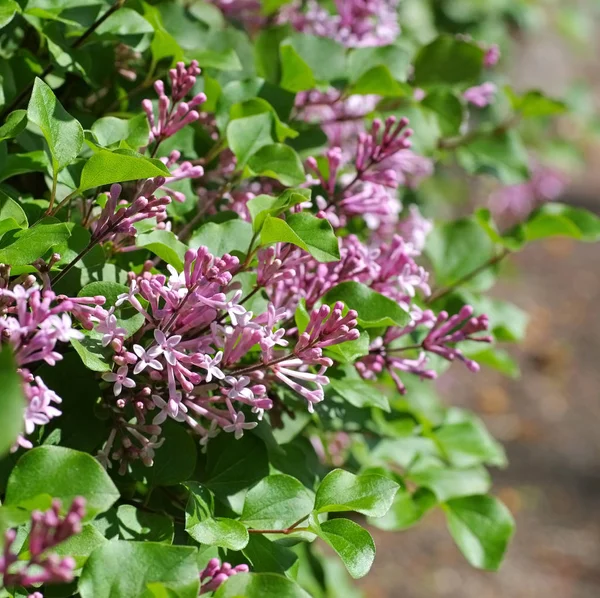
[199, 558, 249, 595]
[0, 498, 86, 588]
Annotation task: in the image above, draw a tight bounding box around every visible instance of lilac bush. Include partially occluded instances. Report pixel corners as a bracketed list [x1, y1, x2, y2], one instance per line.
[0, 1, 598, 597]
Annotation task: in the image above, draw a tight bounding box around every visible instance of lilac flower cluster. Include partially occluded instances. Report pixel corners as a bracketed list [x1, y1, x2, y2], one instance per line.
[0, 278, 106, 449]
[199, 558, 249, 595]
[0, 498, 86, 588]
[94, 246, 358, 473]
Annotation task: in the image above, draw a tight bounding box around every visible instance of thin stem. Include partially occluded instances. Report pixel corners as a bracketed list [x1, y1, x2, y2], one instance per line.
[230, 352, 292, 377]
[47, 189, 78, 218]
[50, 241, 98, 286]
[47, 172, 58, 214]
[247, 516, 310, 535]
[426, 248, 511, 304]
[0, 0, 127, 118]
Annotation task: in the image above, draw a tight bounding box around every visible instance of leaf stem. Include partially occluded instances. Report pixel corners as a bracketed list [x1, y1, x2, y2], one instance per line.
[247, 516, 310, 535]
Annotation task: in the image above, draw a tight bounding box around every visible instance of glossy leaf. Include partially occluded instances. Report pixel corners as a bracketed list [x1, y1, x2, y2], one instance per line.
[0, 109, 27, 142]
[0, 345, 25, 457]
[248, 143, 305, 186]
[215, 572, 311, 598]
[93, 504, 174, 543]
[241, 474, 314, 530]
[91, 114, 150, 149]
[227, 112, 274, 165]
[247, 188, 310, 232]
[189, 219, 254, 256]
[444, 495, 515, 570]
[136, 229, 187, 270]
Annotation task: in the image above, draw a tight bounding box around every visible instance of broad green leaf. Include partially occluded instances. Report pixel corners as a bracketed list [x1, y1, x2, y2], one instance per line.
[506, 88, 566, 118]
[136, 229, 187, 270]
[52, 523, 107, 568]
[349, 65, 409, 97]
[0, 218, 72, 266]
[313, 518, 375, 579]
[260, 213, 340, 262]
[185, 482, 249, 550]
[189, 219, 254, 257]
[0, 345, 25, 457]
[215, 572, 311, 598]
[0, 0, 20, 28]
[95, 8, 154, 52]
[426, 217, 496, 288]
[78, 149, 170, 192]
[315, 469, 399, 517]
[467, 347, 520, 378]
[0, 151, 49, 183]
[413, 35, 484, 86]
[79, 541, 200, 598]
[93, 504, 174, 543]
[0, 192, 27, 228]
[444, 495, 515, 570]
[71, 336, 111, 372]
[328, 373, 389, 412]
[457, 131, 530, 184]
[242, 534, 298, 575]
[322, 281, 410, 328]
[279, 42, 316, 92]
[0, 110, 27, 142]
[248, 143, 305, 186]
[132, 420, 196, 487]
[5, 446, 119, 518]
[241, 474, 314, 530]
[229, 98, 297, 142]
[202, 432, 269, 496]
[247, 188, 310, 232]
[91, 114, 150, 150]
[368, 488, 437, 531]
[227, 112, 274, 165]
[347, 45, 411, 82]
[287, 34, 346, 83]
[409, 465, 491, 502]
[261, 0, 289, 16]
[520, 203, 600, 243]
[325, 330, 370, 364]
[27, 78, 83, 171]
[435, 418, 507, 468]
[422, 89, 465, 136]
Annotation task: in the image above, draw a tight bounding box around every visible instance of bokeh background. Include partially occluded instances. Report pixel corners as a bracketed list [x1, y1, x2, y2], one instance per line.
[355, 3, 600, 596]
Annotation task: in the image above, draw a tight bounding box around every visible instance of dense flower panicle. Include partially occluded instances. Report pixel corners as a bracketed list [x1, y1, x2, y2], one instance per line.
[0, 498, 86, 588]
[142, 60, 206, 144]
[199, 558, 249, 595]
[0, 281, 106, 449]
[160, 150, 205, 203]
[396, 205, 433, 255]
[464, 82, 497, 108]
[489, 162, 568, 226]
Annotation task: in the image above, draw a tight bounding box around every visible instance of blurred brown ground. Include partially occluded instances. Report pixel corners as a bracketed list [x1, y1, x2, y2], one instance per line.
[356, 10, 600, 598]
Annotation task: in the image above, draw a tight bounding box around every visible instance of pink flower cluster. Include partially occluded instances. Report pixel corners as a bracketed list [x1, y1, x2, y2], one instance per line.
[199, 558, 249, 595]
[0, 498, 86, 588]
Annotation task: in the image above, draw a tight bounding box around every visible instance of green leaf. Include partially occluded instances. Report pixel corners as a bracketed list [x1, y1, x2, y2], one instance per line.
[5, 446, 119, 518]
[422, 89, 465, 136]
[349, 65, 409, 97]
[0, 151, 49, 183]
[261, 0, 289, 16]
[242, 534, 298, 575]
[185, 482, 249, 550]
[0, 0, 20, 28]
[413, 35, 485, 86]
[241, 474, 314, 530]
[91, 114, 150, 150]
[313, 518, 375, 579]
[78, 149, 170, 192]
[0, 217, 72, 266]
[0, 345, 25, 457]
[202, 432, 269, 496]
[435, 418, 507, 468]
[467, 347, 520, 378]
[325, 330, 370, 364]
[0, 110, 27, 142]
[315, 469, 399, 517]
[368, 488, 436, 531]
[409, 465, 491, 502]
[260, 213, 340, 262]
[132, 420, 196, 487]
[93, 504, 174, 543]
[444, 495, 515, 570]
[321, 281, 410, 328]
[287, 34, 346, 83]
[506, 88, 567, 118]
[189, 219, 254, 257]
[426, 217, 496, 288]
[136, 229, 187, 270]
[227, 112, 274, 165]
[328, 373, 389, 412]
[457, 131, 530, 184]
[247, 188, 310, 232]
[79, 541, 200, 598]
[27, 78, 83, 171]
[0, 192, 27, 229]
[71, 336, 111, 372]
[52, 523, 107, 569]
[347, 45, 411, 82]
[95, 8, 154, 52]
[248, 143, 305, 186]
[215, 572, 311, 598]
[279, 42, 316, 92]
[519, 202, 600, 243]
